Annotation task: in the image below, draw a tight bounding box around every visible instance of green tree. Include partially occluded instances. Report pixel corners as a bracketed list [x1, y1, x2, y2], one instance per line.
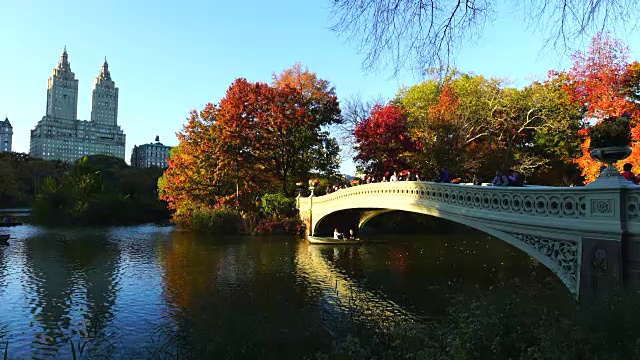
[395, 70, 585, 184]
[0, 152, 66, 207]
[523, 73, 585, 185]
[397, 72, 505, 179]
[32, 155, 169, 225]
[259, 193, 295, 219]
[0, 156, 19, 205]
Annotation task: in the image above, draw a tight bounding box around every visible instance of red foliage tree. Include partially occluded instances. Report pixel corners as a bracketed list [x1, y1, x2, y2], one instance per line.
[354, 103, 418, 177]
[567, 33, 640, 183]
[255, 84, 317, 193]
[161, 72, 343, 227]
[212, 79, 279, 210]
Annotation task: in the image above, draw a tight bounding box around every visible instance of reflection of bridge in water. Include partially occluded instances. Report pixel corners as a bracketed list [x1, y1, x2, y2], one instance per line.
[294, 242, 418, 328]
[297, 175, 640, 298]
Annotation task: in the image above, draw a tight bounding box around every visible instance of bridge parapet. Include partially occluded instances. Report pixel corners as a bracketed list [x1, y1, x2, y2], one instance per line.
[297, 180, 640, 297]
[299, 182, 631, 229]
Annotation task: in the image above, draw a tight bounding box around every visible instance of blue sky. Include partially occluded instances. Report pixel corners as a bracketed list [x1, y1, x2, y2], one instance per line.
[1, 0, 638, 174]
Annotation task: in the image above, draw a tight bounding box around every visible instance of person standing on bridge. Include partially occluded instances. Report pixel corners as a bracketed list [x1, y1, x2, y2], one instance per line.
[492, 171, 509, 186]
[472, 174, 482, 186]
[434, 167, 451, 183]
[621, 163, 639, 184]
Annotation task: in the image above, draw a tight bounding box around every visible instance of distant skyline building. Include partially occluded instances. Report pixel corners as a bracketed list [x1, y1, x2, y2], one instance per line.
[29, 48, 126, 162]
[130, 136, 173, 168]
[0, 117, 13, 152]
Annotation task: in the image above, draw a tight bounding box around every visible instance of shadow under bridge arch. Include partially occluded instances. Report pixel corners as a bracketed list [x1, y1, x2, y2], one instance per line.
[313, 208, 386, 237]
[313, 205, 579, 297]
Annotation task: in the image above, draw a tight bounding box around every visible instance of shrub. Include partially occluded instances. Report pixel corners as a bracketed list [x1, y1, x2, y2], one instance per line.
[259, 193, 295, 219]
[190, 207, 244, 234]
[316, 289, 640, 360]
[255, 217, 305, 235]
[589, 115, 632, 149]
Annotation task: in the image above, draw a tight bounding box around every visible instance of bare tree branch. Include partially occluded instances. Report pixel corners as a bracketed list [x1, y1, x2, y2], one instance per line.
[331, 94, 383, 158]
[330, 0, 640, 75]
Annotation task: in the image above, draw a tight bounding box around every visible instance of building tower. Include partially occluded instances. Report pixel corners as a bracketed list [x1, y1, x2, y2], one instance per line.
[46, 46, 79, 121]
[30, 48, 126, 162]
[90, 57, 119, 126]
[0, 117, 12, 152]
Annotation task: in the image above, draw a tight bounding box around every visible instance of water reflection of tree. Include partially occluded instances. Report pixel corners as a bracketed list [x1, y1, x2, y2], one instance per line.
[21, 229, 120, 357]
[322, 230, 570, 316]
[160, 232, 328, 358]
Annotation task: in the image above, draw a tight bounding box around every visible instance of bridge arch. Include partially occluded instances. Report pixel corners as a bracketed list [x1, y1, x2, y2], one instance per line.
[297, 180, 640, 298]
[313, 204, 579, 295]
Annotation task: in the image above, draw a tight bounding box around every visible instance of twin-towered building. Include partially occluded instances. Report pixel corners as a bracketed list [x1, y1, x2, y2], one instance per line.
[24, 48, 174, 167]
[29, 48, 126, 162]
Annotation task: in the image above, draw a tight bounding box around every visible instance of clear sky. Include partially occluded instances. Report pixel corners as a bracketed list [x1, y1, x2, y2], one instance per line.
[1, 0, 638, 174]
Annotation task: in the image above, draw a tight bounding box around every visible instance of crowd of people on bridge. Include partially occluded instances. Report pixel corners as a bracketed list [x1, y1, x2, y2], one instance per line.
[304, 160, 640, 200]
[311, 166, 532, 197]
[491, 169, 525, 187]
[360, 167, 456, 184]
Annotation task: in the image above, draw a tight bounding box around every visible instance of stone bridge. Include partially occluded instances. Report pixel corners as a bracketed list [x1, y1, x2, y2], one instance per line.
[296, 174, 640, 298]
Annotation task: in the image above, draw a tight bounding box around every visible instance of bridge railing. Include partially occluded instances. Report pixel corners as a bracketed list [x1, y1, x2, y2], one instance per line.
[299, 181, 640, 235]
[301, 181, 624, 217]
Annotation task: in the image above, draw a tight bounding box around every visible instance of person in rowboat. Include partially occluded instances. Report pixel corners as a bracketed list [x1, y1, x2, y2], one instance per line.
[333, 228, 343, 240]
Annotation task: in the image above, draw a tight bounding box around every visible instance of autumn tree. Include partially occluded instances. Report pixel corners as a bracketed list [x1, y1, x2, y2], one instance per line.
[397, 72, 507, 180]
[623, 61, 640, 103]
[161, 70, 342, 227]
[159, 105, 224, 225]
[212, 79, 279, 210]
[271, 63, 343, 185]
[254, 84, 324, 194]
[566, 33, 640, 183]
[353, 103, 418, 177]
[394, 70, 586, 184]
[272, 63, 342, 128]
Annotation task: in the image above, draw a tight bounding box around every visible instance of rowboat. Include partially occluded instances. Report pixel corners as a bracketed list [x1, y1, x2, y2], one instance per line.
[0, 234, 9, 245]
[0, 222, 22, 227]
[308, 236, 364, 245]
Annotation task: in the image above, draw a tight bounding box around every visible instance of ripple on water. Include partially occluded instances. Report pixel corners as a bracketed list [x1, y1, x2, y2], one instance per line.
[0, 225, 570, 358]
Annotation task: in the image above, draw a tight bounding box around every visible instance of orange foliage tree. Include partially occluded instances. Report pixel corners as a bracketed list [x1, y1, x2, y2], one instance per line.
[159, 104, 221, 225]
[160, 70, 342, 227]
[567, 33, 640, 183]
[271, 63, 343, 181]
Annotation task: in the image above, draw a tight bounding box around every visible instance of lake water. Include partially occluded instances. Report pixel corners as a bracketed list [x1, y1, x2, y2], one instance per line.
[0, 223, 571, 359]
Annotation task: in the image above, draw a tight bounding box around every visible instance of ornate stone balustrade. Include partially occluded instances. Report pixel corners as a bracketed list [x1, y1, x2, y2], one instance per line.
[304, 182, 589, 218]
